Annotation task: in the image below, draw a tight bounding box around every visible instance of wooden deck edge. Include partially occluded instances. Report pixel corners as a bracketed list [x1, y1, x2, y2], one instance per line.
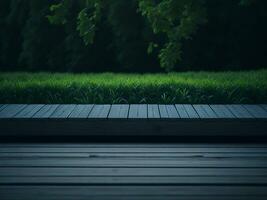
[0, 119, 266, 137]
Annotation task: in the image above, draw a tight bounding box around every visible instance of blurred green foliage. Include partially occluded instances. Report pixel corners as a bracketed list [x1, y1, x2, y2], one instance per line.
[0, 70, 266, 104]
[0, 0, 266, 72]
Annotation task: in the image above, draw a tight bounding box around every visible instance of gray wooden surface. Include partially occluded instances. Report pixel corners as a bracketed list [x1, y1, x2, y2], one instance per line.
[1, 104, 267, 119]
[0, 104, 267, 137]
[0, 143, 267, 199]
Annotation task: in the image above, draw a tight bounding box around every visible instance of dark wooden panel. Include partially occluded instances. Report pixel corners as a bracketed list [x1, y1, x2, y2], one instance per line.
[0, 104, 27, 118]
[209, 105, 235, 118]
[1, 186, 266, 196]
[2, 144, 266, 148]
[0, 194, 264, 200]
[14, 105, 44, 118]
[0, 195, 263, 200]
[109, 105, 129, 119]
[88, 105, 111, 118]
[49, 105, 76, 118]
[1, 147, 267, 153]
[68, 104, 94, 118]
[243, 105, 267, 118]
[2, 120, 266, 137]
[32, 105, 59, 118]
[147, 104, 160, 118]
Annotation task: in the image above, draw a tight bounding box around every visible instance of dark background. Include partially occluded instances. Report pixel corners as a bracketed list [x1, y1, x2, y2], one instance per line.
[0, 0, 267, 73]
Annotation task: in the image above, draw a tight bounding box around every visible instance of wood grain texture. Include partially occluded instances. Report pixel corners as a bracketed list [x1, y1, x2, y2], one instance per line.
[68, 104, 94, 118]
[88, 105, 111, 118]
[0, 104, 267, 137]
[0, 104, 27, 118]
[109, 104, 129, 119]
[14, 104, 44, 118]
[147, 104, 160, 118]
[1, 144, 267, 199]
[32, 105, 59, 118]
[209, 105, 235, 118]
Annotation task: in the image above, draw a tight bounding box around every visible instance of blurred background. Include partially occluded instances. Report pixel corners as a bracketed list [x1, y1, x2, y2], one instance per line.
[0, 0, 267, 73]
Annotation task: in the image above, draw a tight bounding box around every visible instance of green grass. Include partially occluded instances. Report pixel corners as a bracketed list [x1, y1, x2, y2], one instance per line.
[0, 70, 267, 104]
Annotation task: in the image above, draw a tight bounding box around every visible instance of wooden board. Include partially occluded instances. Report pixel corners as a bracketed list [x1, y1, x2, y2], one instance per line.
[49, 104, 76, 118]
[68, 104, 94, 118]
[226, 105, 254, 118]
[109, 104, 129, 119]
[128, 104, 147, 119]
[14, 104, 44, 118]
[147, 104, 160, 118]
[0, 104, 267, 138]
[209, 105, 235, 118]
[175, 104, 189, 118]
[0, 144, 267, 199]
[243, 104, 267, 118]
[0, 104, 27, 118]
[193, 105, 217, 119]
[182, 104, 199, 118]
[32, 104, 59, 118]
[159, 105, 179, 118]
[88, 105, 111, 118]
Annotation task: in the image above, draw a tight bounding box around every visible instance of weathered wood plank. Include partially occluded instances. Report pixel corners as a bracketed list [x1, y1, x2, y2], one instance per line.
[88, 105, 111, 118]
[0, 104, 27, 118]
[49, 105, 76, 118]
[209, 105, 235, 118]
[1, 186, 266, 196]
[0, 104, 8, 112]
[2, 152, 267, 158]
[1, 158, 267, 167]
[1, 167, 266, 176]
[159, 105, 179, 118]
[243, 105, 267, 118]
[68, 104, 94, 118]
[137, 104, 148, 119]
[175, 104, 189, 118]
[1, 176, 267, 184]
[0, 104, 266, 120]
[226, 105, 254, 118]
[158, 105, 169, 118]
[166, 105, 180, 118]
[147, 104, 160, 118]
[0, 194, 264, 200]
[193, 105, 217, 119]
[14, 104, 44, 118]
[32, 105, 59, 118]
[109, 104, 129, 119]
[183, 105, 199, 118]
[128, 104, 147, 119]
[261, 104, 267, 112]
